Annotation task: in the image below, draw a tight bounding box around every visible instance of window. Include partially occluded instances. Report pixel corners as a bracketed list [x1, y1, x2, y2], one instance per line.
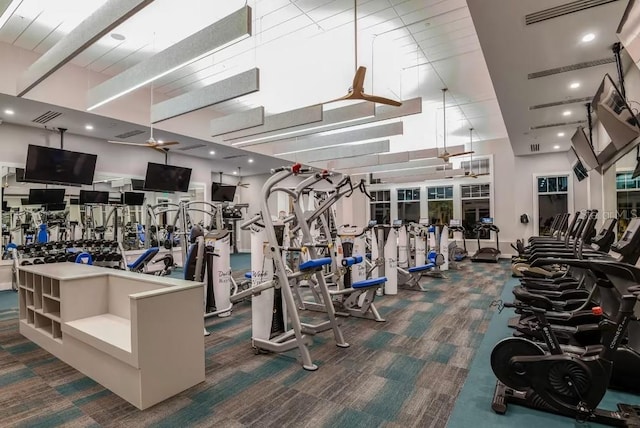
[370, 190, 391, 225]
[460, 159, 490, 175]
[616, 172, 640, 237]
[397, 188, 420, 224]
[427, 186, 453, 225]
[461, 184, 491, 239]
[536, 175, 569, 236]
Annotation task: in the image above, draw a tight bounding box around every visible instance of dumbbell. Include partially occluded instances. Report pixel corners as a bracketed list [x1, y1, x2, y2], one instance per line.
[20, 260, 33, 266]
[44, 256, 57, 264]
[33, 259, 44, 265]
[56, 254, 68, 263]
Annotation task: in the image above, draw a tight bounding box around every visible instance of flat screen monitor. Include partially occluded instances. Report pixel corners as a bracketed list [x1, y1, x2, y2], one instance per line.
[24, 145, 97, 185]
[481, 217, 494, 224]
[28, 188, 65, 205]
[79, 190, 109, 205]
[45, 202, 66, 211]
[592, 74, 640, 151]
[70, 198, 79, 206]
[573, 159, 589, 182]
[450, 219, 461, 226]
[143, 163, 192, 192]
[392, 219, 403, 226]
[570, 127, 599, 171]
[211, 183, 237, 202]
[21, 198, 31, 206]
[15, 167, 25, 182]
[131, 179, 145, 191]
[368, 220, 377, 227]
[123, 191, 145, 206]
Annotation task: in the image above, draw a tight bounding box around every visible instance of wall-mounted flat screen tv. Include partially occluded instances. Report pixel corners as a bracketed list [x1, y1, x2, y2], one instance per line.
[131, 179, 145, 190]
[28, 188, 65, 205]
[79, 190, 109, 204]
[592, 74, 640, 151]
[24, 145, 97, 185]
[143, 163, 192, 192]
[123, 192, 145, 206]
[211, 183, 237, 202]
[570, 127, 599, 171]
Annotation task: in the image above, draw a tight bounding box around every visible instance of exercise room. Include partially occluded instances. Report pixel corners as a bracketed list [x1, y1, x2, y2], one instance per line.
[1, 0, 640, 427]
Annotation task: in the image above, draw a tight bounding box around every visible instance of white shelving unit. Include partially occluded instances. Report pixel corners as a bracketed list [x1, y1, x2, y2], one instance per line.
[18, 264, 205, 410]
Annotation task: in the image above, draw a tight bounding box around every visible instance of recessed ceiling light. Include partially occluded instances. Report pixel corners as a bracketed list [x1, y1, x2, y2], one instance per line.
[4, 109, 14, 115]
[248, 158, 254, 163]
[562, 110, 571, 116]
[157, 140, 164, 144]
[85, 124, 94, 130]
[557, 132, 565, 137]
[581, 33, 595, 42]
[111, 33, 126, 41]
[553, 145, 561, 149]
[209, 150, 215, 155]
[233, 171, 237, 175]
[569, 82, 580, 89]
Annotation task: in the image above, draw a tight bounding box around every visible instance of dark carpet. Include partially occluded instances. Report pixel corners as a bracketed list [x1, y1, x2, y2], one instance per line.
[0, 261, 509, 427]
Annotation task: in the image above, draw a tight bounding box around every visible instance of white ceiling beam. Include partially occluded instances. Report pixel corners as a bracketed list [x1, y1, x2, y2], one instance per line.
[381, 169, 465, 183]
[372, 165, 452, 180]
[270, 122, 403, 156]
[287, 140, 390, 164]
[210, 106, 264, 137]
[17, 0, 154, 97]
[87, 5, 251, 111]
[225, 102, 374, 145]
[226, 97, 421, 146]
[151, 68, 259, 123]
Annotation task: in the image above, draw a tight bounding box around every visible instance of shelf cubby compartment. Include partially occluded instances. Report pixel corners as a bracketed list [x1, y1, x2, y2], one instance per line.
[25, 290, 34, 308]
[42, 277, 52, 296]
[18, 270, 26, 287]
[52, 322, 62, 339]
[19, 291, 26, 320]
[24, 272, 34, 290]
[33, 278, 43, 310]
[43, 297, 60, 321]
[51, 280, 60, 298]
[26, 308, 35, 325]
[35, 312, 53, 337]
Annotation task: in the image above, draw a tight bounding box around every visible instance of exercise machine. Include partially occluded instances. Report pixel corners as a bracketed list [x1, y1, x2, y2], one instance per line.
[471, 217, 500, 263]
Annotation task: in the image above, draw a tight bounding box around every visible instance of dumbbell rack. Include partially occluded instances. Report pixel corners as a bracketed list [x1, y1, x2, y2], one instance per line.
[18, 270, 62, 343]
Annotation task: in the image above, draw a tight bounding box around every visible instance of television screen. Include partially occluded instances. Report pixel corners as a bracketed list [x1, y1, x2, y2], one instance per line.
[21, 198, 31, 206]
[573, 159, 589, 182]
[592, 74, 640, 151]
[28, 188, 65, 205]
[211, 183, 237, 202]
[24, 145, 97, 185]
[45, 202, 66, 211]
[79, 190, 109, 205]
[123, 192, 145, 206]
[570, 127, 599, 171]
[15, 167, 25, 182]
[143, 163, 192, 192]
[392, 219, 403, 226]
[131, 179, 145, 190]
[70, 198, 79, 205]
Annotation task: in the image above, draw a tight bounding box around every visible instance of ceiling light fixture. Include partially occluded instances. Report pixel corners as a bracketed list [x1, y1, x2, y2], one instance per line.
[157, 140, 164, 144]
[562, 110, 571, 116]
[557, 132, 565, 137]
[581, 33, 595, 42]
[0, 0, 23, 31]
[248, 158, 254, 163]
[209, 150, 215, 155]
[4, 109, 14, 115]
[233, 171, 237, 175]
[85, 124, 94, 130]
[569, 82, 580, 89]
[553, 145, 561, 149]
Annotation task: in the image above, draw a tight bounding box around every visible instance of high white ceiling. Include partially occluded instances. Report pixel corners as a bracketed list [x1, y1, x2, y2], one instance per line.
[0, 0, 508, 168]
[468, 0, 630, 156]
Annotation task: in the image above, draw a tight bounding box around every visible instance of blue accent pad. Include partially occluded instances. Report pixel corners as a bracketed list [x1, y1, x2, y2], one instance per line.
[244, 272, 252, 279]
[341, 255, 364, 267]
[454, 255, 465, 261]
[127, 247, 159, 271]
[6, 243, 17, 251]
[183, 243, 197, 280]
[75, 252, 93, 265]
[299, 257, 332, 271]
[408, 264, 434, 273]
[352, 276, 387, 289]
[366, 253, 371, 259]
[37, 224, 48, 244]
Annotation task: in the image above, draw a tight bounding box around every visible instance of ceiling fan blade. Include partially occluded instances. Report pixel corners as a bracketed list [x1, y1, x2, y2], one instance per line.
[108, 140, 151, 146]
[156, 141, 179, 146]
[324, 92, 356, 104]
[360, 93, 402, 106]
[352, 66, 367, 92]
[447, 151, 476, 158]
[152, 146, 167, 153]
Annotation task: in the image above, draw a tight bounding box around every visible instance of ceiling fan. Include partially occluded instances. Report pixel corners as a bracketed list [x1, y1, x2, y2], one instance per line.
[324, 1, 401, 107]
[437, 88, 475, 162]
[235, 167, 249, 188]
[449, 128, 489, 179]
[107, 81, 180, 153]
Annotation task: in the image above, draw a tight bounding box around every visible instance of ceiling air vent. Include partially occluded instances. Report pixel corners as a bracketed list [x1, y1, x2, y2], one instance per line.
[222, 154, 248, 160]
[530, 120, 586, 130]
[530, 144, 540, 152]
[525, 0, 618, 25]
[114, 130, 145, 139]
[530, 97, 593, 110]
[528, 58, 615, 79]
[32, 111, 62, 124]
[176, 144, 207, 151]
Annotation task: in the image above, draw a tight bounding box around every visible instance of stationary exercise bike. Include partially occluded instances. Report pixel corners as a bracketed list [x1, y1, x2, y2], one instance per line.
[491, 260, 640, 426]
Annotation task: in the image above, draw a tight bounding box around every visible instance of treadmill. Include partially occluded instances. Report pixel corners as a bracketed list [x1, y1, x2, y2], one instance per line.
[471, 217, 500, 263]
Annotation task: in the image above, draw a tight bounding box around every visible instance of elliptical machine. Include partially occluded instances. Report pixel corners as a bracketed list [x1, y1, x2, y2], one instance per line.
[448, 219, 467, 267]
